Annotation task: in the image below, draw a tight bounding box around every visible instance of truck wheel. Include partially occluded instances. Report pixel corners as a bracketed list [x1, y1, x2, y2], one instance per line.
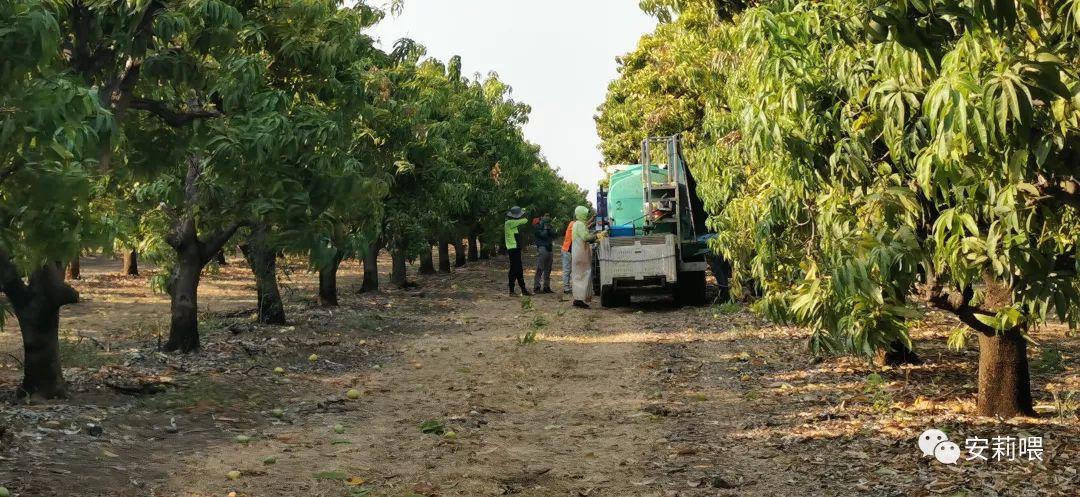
[600, 285, 621, 308]
[674, 271, 706, 306]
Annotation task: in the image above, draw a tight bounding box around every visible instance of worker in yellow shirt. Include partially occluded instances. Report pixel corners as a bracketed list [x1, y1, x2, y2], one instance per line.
[504, 206, 532, 296]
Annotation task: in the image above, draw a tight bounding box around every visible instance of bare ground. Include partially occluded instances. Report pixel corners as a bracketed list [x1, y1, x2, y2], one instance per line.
[1, 250, 1078, 497]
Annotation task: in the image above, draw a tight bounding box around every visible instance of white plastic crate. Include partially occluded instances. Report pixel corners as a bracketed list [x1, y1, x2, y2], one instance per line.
[598, 234, 677, 286]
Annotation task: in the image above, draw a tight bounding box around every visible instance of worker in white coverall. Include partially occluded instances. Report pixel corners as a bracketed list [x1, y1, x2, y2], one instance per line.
[571, 205, 600, 308]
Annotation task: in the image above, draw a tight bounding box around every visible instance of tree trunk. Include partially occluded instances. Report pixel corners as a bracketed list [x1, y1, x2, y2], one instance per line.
[165, 247, 202, 353]
[18, 307, 66, 399]
[1, 262, 78, 399]
[437, 240, 451, 273]
[18, 296, 67, 398]
[240, 227, 286, 324]
[390, 250, 408, 288]
[468, 231, 480, 262]
[480, 245, 492, 260]
[122, 249, 139, 276]
[453, 239, 467, 267]
[883, 339, 921, 366]
[419, 243, 436, 275]
[162, 156, 246, 352]
[497, 244, 507, 256]
[318, 252, 343, 307]
[976, 330, 1035, 418]
[360, 241, 380, 293]
[66, 257, 81, 280]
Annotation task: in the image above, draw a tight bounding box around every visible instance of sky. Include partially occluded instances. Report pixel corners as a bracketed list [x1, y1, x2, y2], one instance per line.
[365, 0, 657, 204]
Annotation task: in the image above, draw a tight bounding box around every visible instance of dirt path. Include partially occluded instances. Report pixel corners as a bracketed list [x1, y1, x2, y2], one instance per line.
[163, 266, 698, 497]
[2, 252, 1078, 497]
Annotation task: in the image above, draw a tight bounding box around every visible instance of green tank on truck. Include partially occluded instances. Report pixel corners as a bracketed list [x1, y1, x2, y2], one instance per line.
[593, 135, 711, 307]
[606, 165, 668, 234]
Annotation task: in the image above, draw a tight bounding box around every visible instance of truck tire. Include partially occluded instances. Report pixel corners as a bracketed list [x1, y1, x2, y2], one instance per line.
[600, 285, 618, 308]
[600, 285, 631, 308]
[673, 271, 706, 306]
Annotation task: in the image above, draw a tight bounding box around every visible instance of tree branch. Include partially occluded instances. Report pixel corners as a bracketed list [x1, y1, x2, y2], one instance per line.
[1034, 174, 1080, 209]
[925, 284, 1000, 336]
[70, 2, 92, 72]
[28, 265, 79, 307]
[96, 0, 161, 164]
[69, 2, 116, 80]
[128, 98, 222, 127]
[182, 155, 201, 214]
[201, 219, 251, 265]
[101, 0, 162, 109]
[0, 248, 28, 307]
[165, 156, 202, 249]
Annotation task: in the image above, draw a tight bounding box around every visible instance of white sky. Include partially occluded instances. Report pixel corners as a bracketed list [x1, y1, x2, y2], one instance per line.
[366, 0, 656, 204]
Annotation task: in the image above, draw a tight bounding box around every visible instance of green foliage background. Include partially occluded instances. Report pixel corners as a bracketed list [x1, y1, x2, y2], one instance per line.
[598, 0, 1080, 359]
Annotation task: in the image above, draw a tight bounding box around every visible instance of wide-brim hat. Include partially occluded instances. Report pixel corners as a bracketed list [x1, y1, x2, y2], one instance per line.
[507, 206, 524, 219]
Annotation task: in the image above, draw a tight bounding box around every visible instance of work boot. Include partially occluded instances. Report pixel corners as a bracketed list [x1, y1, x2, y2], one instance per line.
[509, 288, 516, 296]
[542, 287, 554, 294]
[521, 288, 533, 296]
[573, 300, 590, 309]
[533, 286, 542, 294]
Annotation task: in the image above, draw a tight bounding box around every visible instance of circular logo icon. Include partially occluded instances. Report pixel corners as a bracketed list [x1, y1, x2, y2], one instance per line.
[934, 441, 961, 464]
[918, 429, 948, 457]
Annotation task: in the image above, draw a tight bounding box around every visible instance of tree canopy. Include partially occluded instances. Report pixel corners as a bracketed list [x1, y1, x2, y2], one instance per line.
[600, 0, 1080, 417]
[0, 0, 584, 397]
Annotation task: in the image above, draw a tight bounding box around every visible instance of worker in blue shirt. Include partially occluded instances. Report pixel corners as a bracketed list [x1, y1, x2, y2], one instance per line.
[532, 215, 555, 293]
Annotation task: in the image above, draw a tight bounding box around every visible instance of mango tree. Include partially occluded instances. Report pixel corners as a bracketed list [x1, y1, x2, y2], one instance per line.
[0, 2, 110, 397]
[595, 2, 718, 164]
[686, 0, 1079, 417]
[235, 2, 387, 310]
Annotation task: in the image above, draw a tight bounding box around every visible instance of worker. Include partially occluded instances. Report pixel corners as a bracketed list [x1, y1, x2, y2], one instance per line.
[533, 215, 555, 293]
[561, 221, 574, 293]
[570, 205, 599, 308]
[504, 206, 531, 296]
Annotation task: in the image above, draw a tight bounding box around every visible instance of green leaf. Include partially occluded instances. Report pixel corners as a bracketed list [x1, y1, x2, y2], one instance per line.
[975, 313, 1002, 330]
[419, 420, 445, 435]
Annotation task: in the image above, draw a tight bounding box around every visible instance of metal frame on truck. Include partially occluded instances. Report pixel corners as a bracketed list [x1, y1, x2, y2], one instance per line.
[640, 135, 708, 273]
